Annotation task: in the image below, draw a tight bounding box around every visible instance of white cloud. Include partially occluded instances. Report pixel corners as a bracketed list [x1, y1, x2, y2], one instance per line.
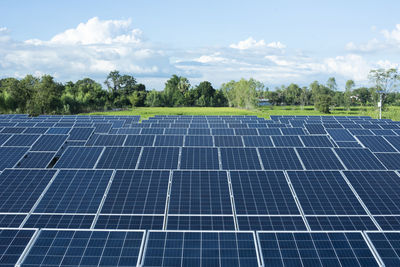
[382, 24, 400, 44]
[0, 27, 11, 43]
[230, 37, 286, 50]
[323, 54, 371, 81]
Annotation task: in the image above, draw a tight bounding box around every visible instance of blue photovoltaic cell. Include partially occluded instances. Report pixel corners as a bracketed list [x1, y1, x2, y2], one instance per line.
[349, 129, 374, 136]
[281, 128, 305, 135]
[164, 128, 187, 135]
[124, 135, 155, 146]
[34, 170, 112, 213]
[335, 141, 362, 148]
[93, 134, 126, 146]
[234, 128, 258, 136]
[169, 171, 232, 215]
[54, 146, 103, 168]
[0, 229, 36, 266]
[344, 171, 400, 215]
[327, 129, 355, 141]
[138, 147, 179, 169]
[0, 169, 56, 212]
[142, 231, 259, 267]
[3, 134, 40, 147]
[237, 216, 307, 231]
[1, 127, 26, 134]
[334, 148, 386, 170]
[214, 136, 243, 147]
[180, 148, 219, 169]
[46, 127, 71, 134]
[211, 128, 234, 136]
[356, 136, 396, 152]
[30, 134, 68, 151]
[101, 170, 169, 215]
[95, 215, 164, 230]
[141, 128, 164, 135]
[372, 129, 397, 136]
[166, 216, 235, 230]
[116, 128, 141, 134]
[258, 148, 303, 170]
[23, 127, 49, 134]
[96, 147, 141, 169]
[272, 136, 303, 147]
[188, 128, 210, 135]
[23, 214, 94, 229]
[22, 230, 145, 267]
[0, 134, 11, 145]
[288, 171, 366, 215]
[361, 124, 382, 129]
[220, 148, 261, 170]
[230, 171, 299, 215]
[366, 232, 400, 266]
[306, 216, 377, 231]
[242, 136, 273, 147]
[374, 153, 400, 170]
[305, 124, 326, 134]
[296, 148, 344, 170]
[300, 135, 333, 147]
[384, 136, 400, 151]
[154, 135, 184, 146]
[257, 128, 282, 136]
[0, 214, 26, 228]
[258, 232, 378, 267]
[15, 152, 55, 168]
[93, 123, 112, 133]
[184, 135, 213, 146]
[374, 216, 400, 230]
[68, 127, 94, 141]
[0, 147, 29, 170]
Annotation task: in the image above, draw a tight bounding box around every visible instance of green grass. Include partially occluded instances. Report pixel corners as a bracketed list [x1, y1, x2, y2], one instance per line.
[83, 106, 400, 121]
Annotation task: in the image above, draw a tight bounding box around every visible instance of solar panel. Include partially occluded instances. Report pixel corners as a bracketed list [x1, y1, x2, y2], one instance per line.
[142, 231, 259, 266]
[184, 135, 213, 146]
[141, 128, 164, 135]
[327, 129, 355, 141]
[0, 169, 56, 212]
[15, 152, 55, 168]
[306, 216, 377, 230]
[237, 216, 307, 230]
[335, 141, 362, 148]
[242, 136, 273, 147]
[258, 148, 303, 170]
[34, 170, 112, 213]
[230, 171, 299, 215]
[211, 128, 234, 136]
[374, 216, 400, 230]
[0, 215, 26, 228]
[101, 170, 169, 215]
[21, 230, 145, 266]
[30, 134, 67, 151]
[234, 128, 258, 135]
[95, 215, 164, 230]
[214, 136, 243, 147]
[154, 135, 184, 146]
[23, 214, 94, 229]
[366, 232, 400, 266]
[296, 148, 344, 170]
[3, 134, 40, 147]
[93, 123, 112, 133]
[166, 216, 235, 230]
[288, 171, 367, 215]
[180, 148, 219, 169]
[54, 146, 104, 168]
[334, 148, 386, 170]
[0, 229, 36, 266]
[188, 128, 210, 135]
[220, 148, 261, 170]
[300, 135, 333, 147]
[164, 128, 187, 135]
[68, 127, 94, 141]
[138, 147, 179, 169]
[385, 136, 400, 151]
[343, 171, 400, 215]
[169, 171, 232, 215]
[257, 232, 379, 267]
[374, 153, 400, 170]
[356, 135, 397, 152]
[305, 124, 326, 134]
[124, 135, 155, 146]
[93, 134, 126, 146]
[281, 127, 305, 135]
[1, 127, 26, 134]
[272, 136, 303, 147]
[0, 134, 12, 145]
[96, 147, 141, 169]
[46, 127, 71, 134]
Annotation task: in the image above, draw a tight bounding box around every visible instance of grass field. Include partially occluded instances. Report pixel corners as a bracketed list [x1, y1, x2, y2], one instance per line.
[85, 106, 400, 121]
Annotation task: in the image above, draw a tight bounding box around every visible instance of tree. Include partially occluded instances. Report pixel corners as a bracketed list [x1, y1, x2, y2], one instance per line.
[164, 75, 190, 107]
[326, 77, 338, 91]
[221, 78, 264, 109]
[368, 68, 400, 112]
[353, 87, 371, 106]
[32, 75, 64, 115]
[145, 90, 164, 107]
[344, 80, 355, 110]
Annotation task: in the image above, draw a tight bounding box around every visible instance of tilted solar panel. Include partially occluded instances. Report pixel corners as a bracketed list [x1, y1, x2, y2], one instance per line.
[296, 148, 345, 170]
[0, 229, 36, 266]
[237, 216, 307, 231]
[23, 214, 94, 229]
[356, 135, 397, 152]
[138, 147, 179, 169]
[306, 216, 377, 231]
[15, 152, 55, 168]
[166, 216, 235, 230]
[54, 146, 104, 168]
[95, 215, 164, 230]
[3, 134, 40, 147]
[30, 134, 68, 151]
[220, 148, 261, 170]
[180, 147, 219, 169]
[96, 147, 141, 169]
[366, 232, 400, 266]
[0, 147, 29, 170]
[258, 148, 303, 170]
[334, 148, 386, 170]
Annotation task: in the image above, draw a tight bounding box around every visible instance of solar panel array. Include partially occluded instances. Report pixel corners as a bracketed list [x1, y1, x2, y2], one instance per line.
[0, 113, 399, 266]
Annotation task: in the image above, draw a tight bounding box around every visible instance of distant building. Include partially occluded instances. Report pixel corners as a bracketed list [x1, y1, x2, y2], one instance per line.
[258, 98, 271, 106]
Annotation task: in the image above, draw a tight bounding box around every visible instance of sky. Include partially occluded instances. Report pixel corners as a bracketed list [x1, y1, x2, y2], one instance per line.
[0, 0, 400, 90]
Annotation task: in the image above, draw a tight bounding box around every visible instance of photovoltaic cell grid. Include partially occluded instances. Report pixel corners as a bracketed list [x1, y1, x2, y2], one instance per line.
[54, 146, 103, 168]
[366, 232, 400, 266]
[96, 147, 141, 169]
[296, 148, 345, 170]
[0, 229, 36, 266]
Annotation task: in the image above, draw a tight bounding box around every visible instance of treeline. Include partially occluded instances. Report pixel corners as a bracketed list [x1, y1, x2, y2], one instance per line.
[0, 69, 399, 115]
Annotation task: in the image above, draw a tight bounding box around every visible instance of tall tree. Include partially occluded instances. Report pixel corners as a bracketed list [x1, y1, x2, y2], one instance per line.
[344, 80, 355, 110]
[326, 77, 338, 91]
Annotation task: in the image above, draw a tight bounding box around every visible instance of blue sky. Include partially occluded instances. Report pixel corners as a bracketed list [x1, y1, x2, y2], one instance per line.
[1, 0, 400, 90]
